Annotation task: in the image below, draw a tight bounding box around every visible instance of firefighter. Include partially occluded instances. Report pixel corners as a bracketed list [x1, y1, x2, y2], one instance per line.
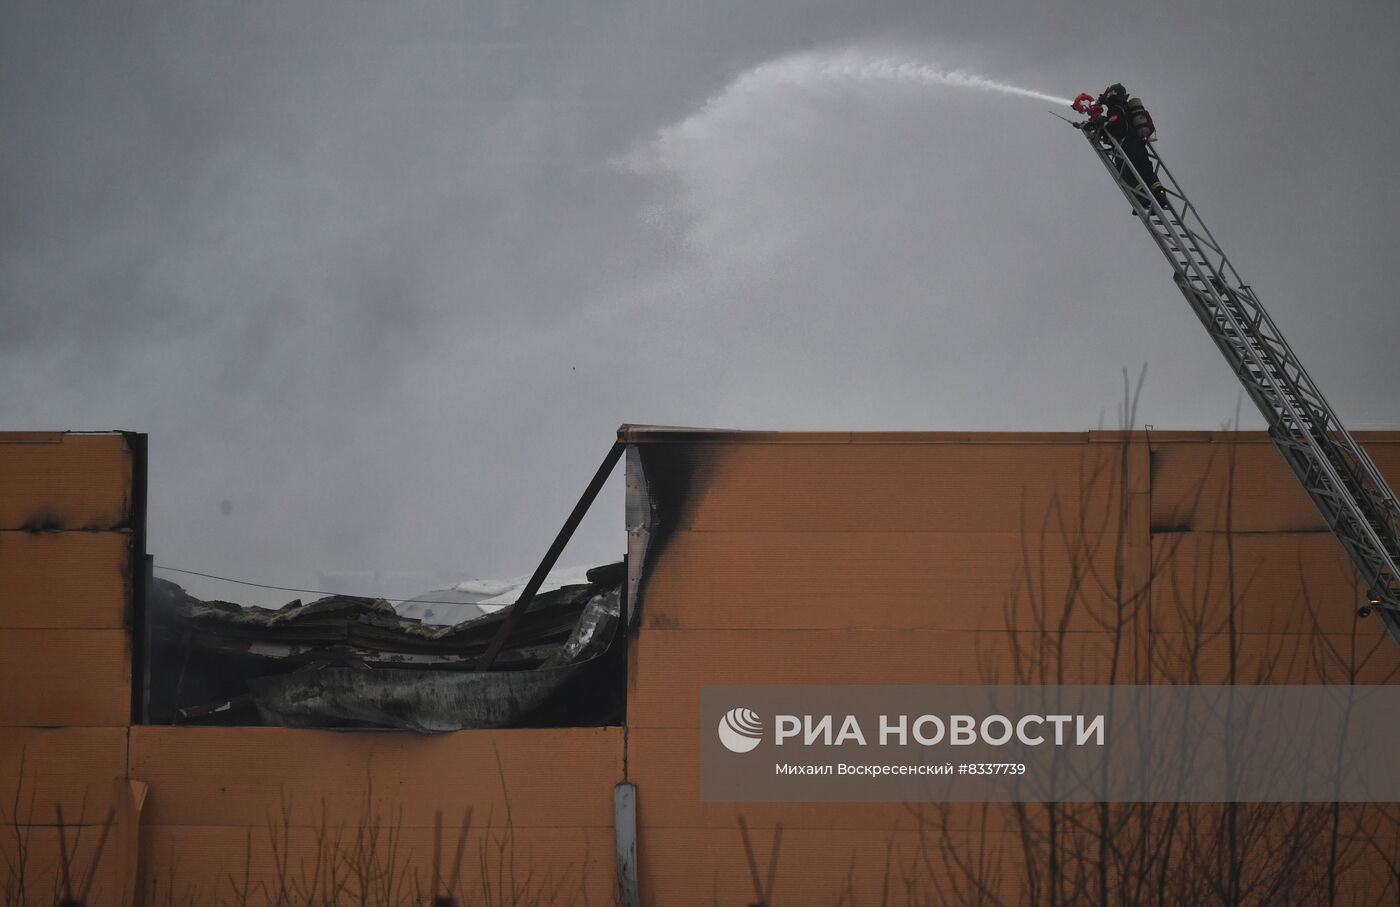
[1097, 83, 1168, 209]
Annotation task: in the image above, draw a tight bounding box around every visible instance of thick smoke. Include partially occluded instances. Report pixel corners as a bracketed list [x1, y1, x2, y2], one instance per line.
[3, 4, 1397, 606]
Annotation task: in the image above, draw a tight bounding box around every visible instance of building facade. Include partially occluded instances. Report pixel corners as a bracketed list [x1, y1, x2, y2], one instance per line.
[4, 428, 1398, 905]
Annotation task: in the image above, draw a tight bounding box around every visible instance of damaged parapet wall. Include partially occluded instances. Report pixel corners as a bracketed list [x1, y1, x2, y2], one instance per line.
[0, 432, 621, 906]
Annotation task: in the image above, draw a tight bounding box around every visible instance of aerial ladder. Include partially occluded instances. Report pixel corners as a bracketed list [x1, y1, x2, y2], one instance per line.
[1068, 91, 1400, 646]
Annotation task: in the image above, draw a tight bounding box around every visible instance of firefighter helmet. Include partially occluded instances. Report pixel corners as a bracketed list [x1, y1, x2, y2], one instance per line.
[1100, 83, 1128, 103]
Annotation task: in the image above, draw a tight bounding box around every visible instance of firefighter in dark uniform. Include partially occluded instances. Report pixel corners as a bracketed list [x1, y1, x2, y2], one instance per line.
[1097, 83, 1168, 209]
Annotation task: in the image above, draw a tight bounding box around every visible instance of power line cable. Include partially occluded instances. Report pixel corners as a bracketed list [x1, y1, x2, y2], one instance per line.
[153, 563, 503, 606]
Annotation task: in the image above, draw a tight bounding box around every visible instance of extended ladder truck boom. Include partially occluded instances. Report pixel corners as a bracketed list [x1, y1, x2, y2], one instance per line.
[1068, 91, 1400, 647]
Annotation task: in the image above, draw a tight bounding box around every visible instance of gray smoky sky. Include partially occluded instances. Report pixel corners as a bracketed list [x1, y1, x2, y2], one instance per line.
[3, 1, 1397, 604]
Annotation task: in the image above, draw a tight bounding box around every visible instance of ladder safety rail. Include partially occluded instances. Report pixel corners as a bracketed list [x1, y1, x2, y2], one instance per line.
[1075, 120, 1400, 645]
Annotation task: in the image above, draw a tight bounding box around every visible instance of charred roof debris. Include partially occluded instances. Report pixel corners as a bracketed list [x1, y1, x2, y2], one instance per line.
[142, 441, 635, 731]
[146, 561, 626, 732]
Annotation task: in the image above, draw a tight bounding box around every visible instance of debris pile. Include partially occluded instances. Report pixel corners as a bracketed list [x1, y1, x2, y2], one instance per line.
[146, 562, 625, 732]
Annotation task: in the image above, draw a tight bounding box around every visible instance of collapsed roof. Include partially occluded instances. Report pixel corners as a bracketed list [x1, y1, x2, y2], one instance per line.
[146, 562, 625, 732]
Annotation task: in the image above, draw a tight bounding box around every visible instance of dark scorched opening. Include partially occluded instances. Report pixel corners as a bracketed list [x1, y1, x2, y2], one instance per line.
[146, 562, 625, 732]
